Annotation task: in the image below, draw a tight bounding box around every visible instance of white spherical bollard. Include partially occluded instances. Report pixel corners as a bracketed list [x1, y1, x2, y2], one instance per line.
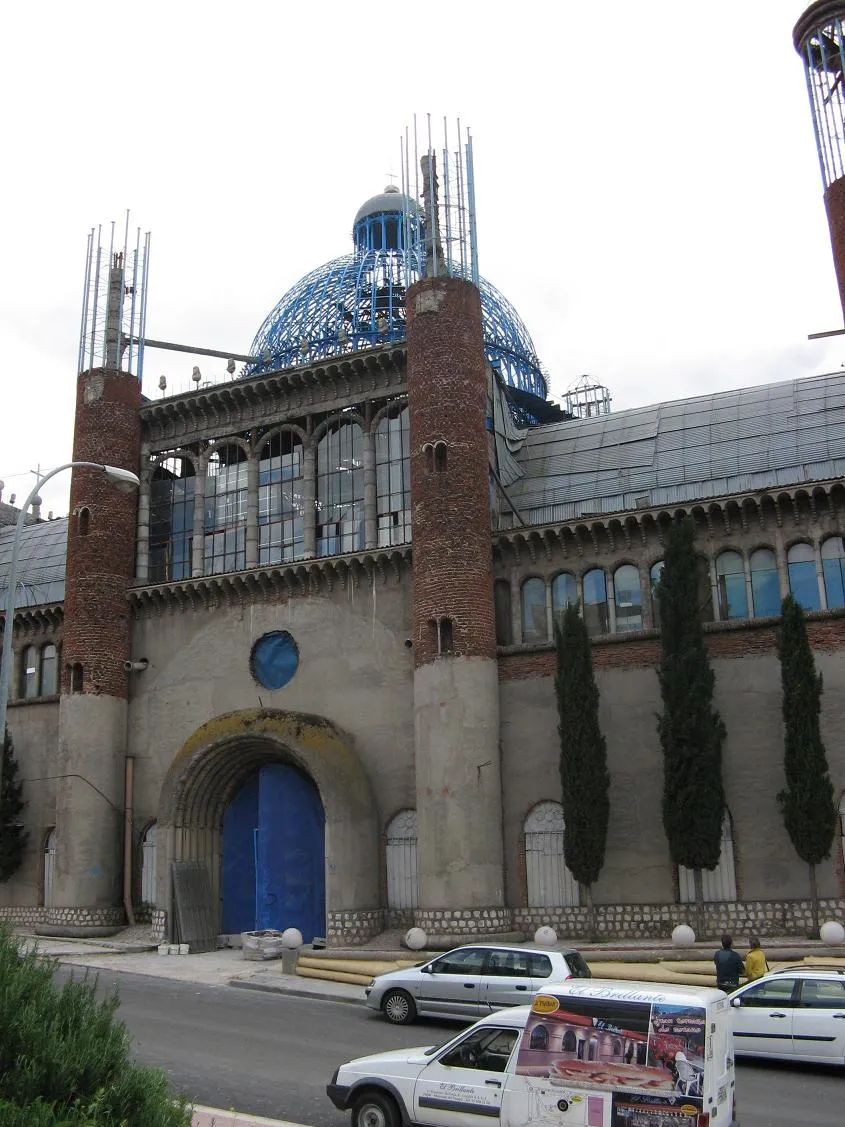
[281, 927, 303, 949]
[534, 926, 558, 947]
[820, 920, 845, 946]
[671, 924, 696, 948]
[404, 927, 427, 951]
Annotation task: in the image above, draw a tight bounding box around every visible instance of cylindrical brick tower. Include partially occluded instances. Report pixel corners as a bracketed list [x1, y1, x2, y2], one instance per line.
[406, 274, 505, 934]
[794, 2, 845, 321]
[55, 258, 142, 922]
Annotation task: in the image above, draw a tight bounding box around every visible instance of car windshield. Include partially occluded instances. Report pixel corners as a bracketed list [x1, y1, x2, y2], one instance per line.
[566, 952, 592, 979]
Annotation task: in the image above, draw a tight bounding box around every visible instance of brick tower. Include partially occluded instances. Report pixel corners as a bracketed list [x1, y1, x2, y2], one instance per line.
[54, 248, 143, 925]
[406, 273, 506, 934]
[794, 3, 845, 321]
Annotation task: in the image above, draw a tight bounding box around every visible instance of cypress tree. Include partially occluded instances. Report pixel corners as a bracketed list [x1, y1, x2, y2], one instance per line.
[0, 728, 27, 882]
[657, 517, 725, 935]
[777, 593, 837, 938]
[555, 601, 610, 937]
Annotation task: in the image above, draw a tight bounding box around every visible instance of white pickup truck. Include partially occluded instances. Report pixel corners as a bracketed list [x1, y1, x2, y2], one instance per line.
[327, 980, 739, 1127]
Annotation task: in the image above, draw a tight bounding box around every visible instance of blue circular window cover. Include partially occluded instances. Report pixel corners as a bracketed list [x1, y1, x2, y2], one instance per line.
[250, 631, 299, 690]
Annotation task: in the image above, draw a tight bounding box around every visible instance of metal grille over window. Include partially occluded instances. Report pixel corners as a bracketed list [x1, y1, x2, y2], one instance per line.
[583, 569, 609, 636]
[524, 801, 579, 907]
[521, 577, 547, 642]
[386, 809, 418, 909]
[679, 814, 737, 903]
[259, 432, 304, 564]
[376, 406, 410, 547]
[822, 536, 845, 609]
[787, 542, 821, 611]
[141, 823, 157, 905]
[613, 564, 643, 632]
[317, 422, 364, 556]
[750, 548, 780, 617]
[716, 551, 748, 621]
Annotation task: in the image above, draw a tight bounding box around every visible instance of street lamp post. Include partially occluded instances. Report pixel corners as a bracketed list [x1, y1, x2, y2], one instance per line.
[0, 462, 140, 798]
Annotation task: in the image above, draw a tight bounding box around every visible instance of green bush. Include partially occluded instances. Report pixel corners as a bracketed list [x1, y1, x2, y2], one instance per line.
[0, 929, 191, 1126]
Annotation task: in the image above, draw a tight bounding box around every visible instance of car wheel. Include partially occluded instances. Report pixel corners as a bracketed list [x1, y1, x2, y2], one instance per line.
[381, 988, 416, 1025]
[352, 1090, 401, 1127]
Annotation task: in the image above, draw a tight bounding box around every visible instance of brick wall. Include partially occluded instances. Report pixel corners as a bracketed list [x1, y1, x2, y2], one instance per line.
[825, 175, 845, 322]
[406, 277, 496, 666]
[62, 368, 141, 697]
[499, 611, 845, 680]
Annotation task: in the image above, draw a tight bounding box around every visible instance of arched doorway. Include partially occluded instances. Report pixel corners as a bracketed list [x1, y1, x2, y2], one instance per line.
[157, 709, 378, 946]
[222, 763, 325, 940]
[524, 801, 579, 907]
[386, 809, 418, 910]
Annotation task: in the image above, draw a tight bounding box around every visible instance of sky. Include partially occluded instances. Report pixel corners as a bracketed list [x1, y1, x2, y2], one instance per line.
[1, 0, 843, 518]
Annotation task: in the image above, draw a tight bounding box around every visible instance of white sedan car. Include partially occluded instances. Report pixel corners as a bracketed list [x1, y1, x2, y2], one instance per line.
[729, 966, 845, 1064]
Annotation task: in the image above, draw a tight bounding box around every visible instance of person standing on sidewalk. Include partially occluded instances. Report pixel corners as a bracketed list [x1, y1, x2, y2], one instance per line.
[744, 936, 769, 981]
[713, 933, 745, 992]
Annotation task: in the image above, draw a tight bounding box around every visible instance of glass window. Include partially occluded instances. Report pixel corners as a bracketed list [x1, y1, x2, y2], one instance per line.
[650, 561, 664, 629]
[494, 580, 513, 646]
[21, 645, 39, 699]
[376, 407, 410, 546]
[583, 569, 609, 635]
[317, 421, 364, 557]
[787, 543, 820, 611]
[258, 432, 304, 565]
[40, 644, 57, 696]
[822, 537, 845, 610]
[527, 953, 553, 978]
[204, 445, 247, 575]
[798, 978, 845, 1007]
[716, 551, 748, 620]
[431, 948, 486, 975]
[438, 1027, 519, 1072]
[613, 564, 642, 632]
[552, 573, 577, 621]
[737, 978, 797, 1007]
[521, 578, 548, 642]
[750, 548, 780, 617]
[485, 950, 531, 976]
[149, 456, 195, 583]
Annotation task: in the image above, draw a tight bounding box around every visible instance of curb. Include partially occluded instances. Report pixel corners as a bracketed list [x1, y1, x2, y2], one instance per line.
[193, 1105, 311, 1127]
[229, 977, 364, 1005]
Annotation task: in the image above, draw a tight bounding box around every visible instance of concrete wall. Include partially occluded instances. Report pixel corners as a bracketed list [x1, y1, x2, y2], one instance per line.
[500, 646, 845, 908]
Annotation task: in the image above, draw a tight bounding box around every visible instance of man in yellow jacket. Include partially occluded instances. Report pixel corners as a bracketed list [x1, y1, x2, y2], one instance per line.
[744, 936, 769, 981]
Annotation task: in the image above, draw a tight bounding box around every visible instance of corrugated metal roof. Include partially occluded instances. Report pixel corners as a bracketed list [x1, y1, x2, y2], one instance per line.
[0, 519, 67, 609]
[509, 371, 845, 520]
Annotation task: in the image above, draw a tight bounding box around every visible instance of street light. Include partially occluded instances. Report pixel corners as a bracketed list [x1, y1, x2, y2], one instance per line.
[0, 462, 141, 795]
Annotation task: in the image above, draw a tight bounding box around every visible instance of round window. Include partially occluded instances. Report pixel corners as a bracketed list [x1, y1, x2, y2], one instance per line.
[250, 631, 299, 690]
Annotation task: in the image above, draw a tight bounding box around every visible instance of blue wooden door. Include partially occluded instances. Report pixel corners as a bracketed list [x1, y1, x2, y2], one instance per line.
[221, 764, 325, 942]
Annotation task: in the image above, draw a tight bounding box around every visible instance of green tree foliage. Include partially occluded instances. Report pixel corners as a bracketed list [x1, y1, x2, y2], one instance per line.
[0, 729, 27, 882]
[555, 601, 610, 918]
[777, 593, 837, 937]
[0, 928, 191, 1126]
[657, 518, 726, 924]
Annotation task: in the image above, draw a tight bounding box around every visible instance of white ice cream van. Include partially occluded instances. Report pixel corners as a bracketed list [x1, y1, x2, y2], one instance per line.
[328, 979, 738, 1127]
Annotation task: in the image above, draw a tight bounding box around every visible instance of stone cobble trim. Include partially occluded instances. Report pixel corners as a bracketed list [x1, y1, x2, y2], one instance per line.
[0, 907, 48, 927]
[327, 909, 385, 947]
[414, 907, 513, 934]
[513, 898, 845, 940]
[43, 906, 126, 928]
[151, 908, 167, 943]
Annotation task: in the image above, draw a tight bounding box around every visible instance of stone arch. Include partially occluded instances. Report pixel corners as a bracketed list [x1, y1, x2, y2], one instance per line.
[156, 708, 378, 941]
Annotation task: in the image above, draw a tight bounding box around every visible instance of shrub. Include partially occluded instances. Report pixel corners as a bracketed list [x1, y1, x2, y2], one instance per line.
[0, 929, 191, 1126]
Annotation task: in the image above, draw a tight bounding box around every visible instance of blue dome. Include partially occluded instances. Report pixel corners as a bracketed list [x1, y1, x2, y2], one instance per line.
[245, 191, 546, 401]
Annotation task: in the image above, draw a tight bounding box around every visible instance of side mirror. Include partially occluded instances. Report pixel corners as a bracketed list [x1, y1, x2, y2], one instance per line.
[730, 997, 741, 1008]
[421, 964, 433, 974]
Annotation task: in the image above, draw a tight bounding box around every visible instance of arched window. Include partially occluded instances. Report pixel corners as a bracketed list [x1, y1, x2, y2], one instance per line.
[716, 551, 748, 620]
[822, 537, 845, 610]
[376, 406, 411, 546]
[317, 421, 364, 556]
[552, 573, 577, 623]
[530, 1026, 549, 1050]
[77, 507, 90, 536]
[386, 810, 418, 909]
[70, 663, 83, 694]
[204, 444, 247, 574]
[141, 823, 157, 905]
[43, 828, 56, 908]
[582, 569, 609, 635]
[149, 455, 195, 583]
[679, 813, 737, 902]
[494, 580, 513, 646]
[40, 643, 57, 697]
[787, 543, 820, 611]
[521, 578, 547, 642]
[21, 645, 38, 699]
[524, 801, 579, 907]
[650, 561, 664, 629]
[750, 548, 780, 617]
[562, 1030, 577, 1053]
[613, 564, 642, 632]
[258, 432, 304, 565]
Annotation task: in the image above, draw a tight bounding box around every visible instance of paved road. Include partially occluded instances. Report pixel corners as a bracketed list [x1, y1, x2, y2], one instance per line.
[57, 967, 840, 1127]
